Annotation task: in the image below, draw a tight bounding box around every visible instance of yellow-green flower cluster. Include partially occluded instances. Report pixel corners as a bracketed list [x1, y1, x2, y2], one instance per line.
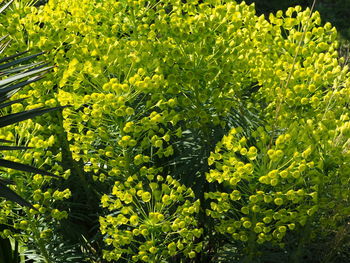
[206, 127, 321, 244]
[100, 174, 202, 262]
[253, 6, 347, 124]
[205, 35, 350, 242]
[0, 0, 272, 196]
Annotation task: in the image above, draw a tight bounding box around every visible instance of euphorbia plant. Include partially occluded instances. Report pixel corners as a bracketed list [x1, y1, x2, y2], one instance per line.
[0, 0, 349, 262]
[205, 3, 350, 262]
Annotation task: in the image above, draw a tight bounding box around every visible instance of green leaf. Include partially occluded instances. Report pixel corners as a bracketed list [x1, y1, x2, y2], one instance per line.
[0, 75, 44, 101]
[0, 159, 59, 178]
[0, 65, 53, 87]
[0, 105, 66, 128]
[0, 180, 34, 208]
[0, 97, 26, 110]
[0, 34, 9, 44]
[0, 51, 45, 71]
[0, 50, 29, 64]
[0, 0, 14, 14]
[0, 145, 32, 150]
[0, 38, 10, 55]
[0, 139, 13, 143]
[0, 61, 45, 76]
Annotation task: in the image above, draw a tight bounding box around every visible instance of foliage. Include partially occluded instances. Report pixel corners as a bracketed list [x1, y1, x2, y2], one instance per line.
[0, 0, 349, 262]
[0, 1, 70, 262]
[0, 0, 62, 209]
[0, 36, 62, 208]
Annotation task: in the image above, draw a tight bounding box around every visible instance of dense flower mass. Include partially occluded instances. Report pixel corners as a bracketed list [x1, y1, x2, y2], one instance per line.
[100, 174, 202, 262]
[0, 0, 349, 262]
[206, 127, 319, 244]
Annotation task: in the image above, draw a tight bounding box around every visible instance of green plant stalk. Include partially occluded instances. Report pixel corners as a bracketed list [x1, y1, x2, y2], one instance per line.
[291, 218, 312, 263]
[27, 213, 52, 263]
[243, 213, 257, 263]
[195, 120, 218, 262]
[56, 110, 86, 185]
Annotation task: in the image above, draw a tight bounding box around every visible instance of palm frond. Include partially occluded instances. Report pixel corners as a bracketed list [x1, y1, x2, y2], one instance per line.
[0, 180, 34, 209]
[0, 0, 14, 14]
[0, 0, 64, 208]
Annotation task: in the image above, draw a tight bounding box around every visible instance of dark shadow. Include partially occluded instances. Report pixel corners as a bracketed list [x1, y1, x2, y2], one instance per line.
[240, 0, 350, 40]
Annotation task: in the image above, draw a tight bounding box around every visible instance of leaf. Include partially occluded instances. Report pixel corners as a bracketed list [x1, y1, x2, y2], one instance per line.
[0, 61, 45, 76]
[0, 87, 21, 103]
[0, 180, 34, 208]
[0, 145, 32, 150]
[0, 75, 43, 100]
[0, 97, 26, 110]
[24, 62, 51, 73]
[0, 65, 53, 87]
[0, 39, 10, 55]
[0, 139, 13, 143]
[0, 105, 67, 128]
[0, 159, 60, 178]
[0, 0, 14, 14]
[0, 51, 45, 71]
[0, 34, 9, 44]
[0, 50, 29, 64]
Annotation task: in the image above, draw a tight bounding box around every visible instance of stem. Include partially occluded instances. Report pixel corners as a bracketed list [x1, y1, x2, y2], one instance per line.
[56, 109, 87, 188]
[291, 220, 311, 263]
[36, 235, 52, 263]
[195, 124, 217, 263]
[28, 213, 52, 263]
[243, 214, 257, 263]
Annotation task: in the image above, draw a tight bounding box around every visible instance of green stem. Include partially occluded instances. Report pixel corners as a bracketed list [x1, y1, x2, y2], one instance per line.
[243, 214, 257, 263]
[291, 218, 312, 263]
[28, 213, 52, 263]
[195, 125, 217, 263]
[56, 110, 87, 189]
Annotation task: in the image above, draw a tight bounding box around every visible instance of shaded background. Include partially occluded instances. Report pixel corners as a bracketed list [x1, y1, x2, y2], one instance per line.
[238, 0, 350, 40]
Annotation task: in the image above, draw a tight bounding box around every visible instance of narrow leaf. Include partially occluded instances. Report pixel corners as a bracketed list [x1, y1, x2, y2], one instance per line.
[0, 105, 65, 128]
[0, 0, 14, 14]
[0, 145, 32, 150]
[0, 139, 12, 143]
[0, 66, 53, 87]
[0, 181, 34, 208]
[0, 34, 9, 44]
[24, 62, 51, 73]
[0, 75, 43, 97]
[0, 97, 26, 110]
[0, 50, 29, 64]
[0, 61, 45, 76]
[0, 51, 45, 71]
[0, 39, 10, 55]
[0, 87, 20, 103]
[0, 159, 60, 178]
